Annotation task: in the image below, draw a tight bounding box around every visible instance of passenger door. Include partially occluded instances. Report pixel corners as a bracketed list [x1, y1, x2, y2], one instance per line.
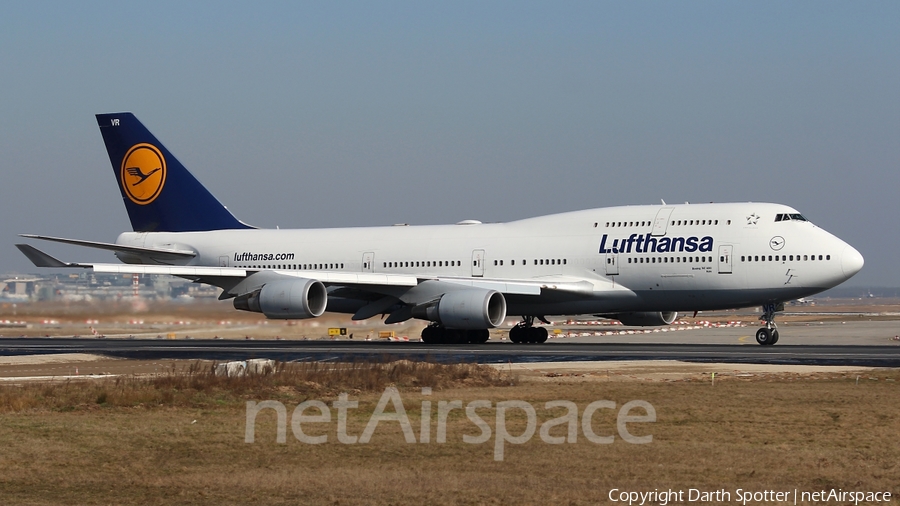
[605, 253, 619, 275]
[718, 245, 733, 274]
[652, 207, 675, 236]
[362, 252, 375, 273]
[471, 250, 485, 277]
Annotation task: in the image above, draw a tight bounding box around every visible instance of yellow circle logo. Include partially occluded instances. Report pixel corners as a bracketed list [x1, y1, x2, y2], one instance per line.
[121, 143, 166, 205]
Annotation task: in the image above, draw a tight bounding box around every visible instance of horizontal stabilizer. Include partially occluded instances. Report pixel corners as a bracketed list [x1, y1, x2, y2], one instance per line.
[15, 244, 83, 268]
[19, 234, 196, 260]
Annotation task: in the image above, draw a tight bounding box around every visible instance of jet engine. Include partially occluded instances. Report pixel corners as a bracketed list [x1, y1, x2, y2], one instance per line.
[608, 311, 678, 326]
[233, 278, 327, 319]
[411, 288, 507, 329]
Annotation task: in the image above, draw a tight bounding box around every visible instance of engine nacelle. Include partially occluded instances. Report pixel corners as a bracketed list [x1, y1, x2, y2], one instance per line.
[233, 278, 327, 320]
[411, 288, 507, 329]
[609, 311, 678, 327]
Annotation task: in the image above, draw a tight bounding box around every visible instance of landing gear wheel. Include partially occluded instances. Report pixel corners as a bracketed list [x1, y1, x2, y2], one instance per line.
[509, 325, 525, 343]
[757, 303, 783, 346]
[422, 324, 453, 344]
[468, 329, 490, 344]
[421, 325, 438, 344]
[422, 325, 490, 344]
[509, 316, 549, 344]
[534, 326, 549, 343]
[755, 328, 773, 346]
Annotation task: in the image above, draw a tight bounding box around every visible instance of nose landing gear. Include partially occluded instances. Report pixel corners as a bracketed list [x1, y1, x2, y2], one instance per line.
[756, 303, 783, 345]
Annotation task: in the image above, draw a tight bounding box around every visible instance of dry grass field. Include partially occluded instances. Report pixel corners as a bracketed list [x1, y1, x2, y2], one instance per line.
[0, 361, 898, 505]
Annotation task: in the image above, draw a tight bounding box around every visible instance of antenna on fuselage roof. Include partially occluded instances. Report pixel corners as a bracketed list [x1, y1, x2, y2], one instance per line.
[660, 199, 666, 205]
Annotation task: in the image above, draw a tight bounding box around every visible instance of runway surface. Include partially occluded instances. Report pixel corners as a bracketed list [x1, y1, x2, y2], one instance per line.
[0, 337, 898, 367]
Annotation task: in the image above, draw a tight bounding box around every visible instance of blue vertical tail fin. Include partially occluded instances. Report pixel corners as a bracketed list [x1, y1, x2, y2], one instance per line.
[96, 112, 252, 232]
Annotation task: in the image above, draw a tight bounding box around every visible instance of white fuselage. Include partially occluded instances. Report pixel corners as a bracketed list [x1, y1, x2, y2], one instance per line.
[115, 202, 863, 316]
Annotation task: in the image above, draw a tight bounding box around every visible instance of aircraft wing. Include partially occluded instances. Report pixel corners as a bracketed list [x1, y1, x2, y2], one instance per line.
[16, 243, 599, 297]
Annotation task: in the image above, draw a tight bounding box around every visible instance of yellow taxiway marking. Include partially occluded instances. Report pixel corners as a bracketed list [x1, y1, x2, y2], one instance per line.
[738, 336, 750, 343]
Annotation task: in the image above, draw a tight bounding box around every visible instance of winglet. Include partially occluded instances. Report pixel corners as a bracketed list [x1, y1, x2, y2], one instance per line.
[15, 244, 83, 268]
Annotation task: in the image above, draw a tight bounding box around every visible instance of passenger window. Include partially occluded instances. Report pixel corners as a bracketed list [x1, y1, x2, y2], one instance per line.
[826, 255, 831, 260]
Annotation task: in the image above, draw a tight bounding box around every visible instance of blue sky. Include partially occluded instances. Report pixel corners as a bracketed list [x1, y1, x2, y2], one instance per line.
[1, 1, 898, 287]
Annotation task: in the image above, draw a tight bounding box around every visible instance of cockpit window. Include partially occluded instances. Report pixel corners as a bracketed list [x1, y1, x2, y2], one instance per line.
[775, 213, 809, 222]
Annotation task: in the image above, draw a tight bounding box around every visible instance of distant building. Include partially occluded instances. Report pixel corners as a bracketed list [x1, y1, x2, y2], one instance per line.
[2, 277, 40, 300]
[0, 273, 221, 301]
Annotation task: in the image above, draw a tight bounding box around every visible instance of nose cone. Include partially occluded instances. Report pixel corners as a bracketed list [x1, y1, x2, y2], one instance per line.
[841, 244, 864, 279]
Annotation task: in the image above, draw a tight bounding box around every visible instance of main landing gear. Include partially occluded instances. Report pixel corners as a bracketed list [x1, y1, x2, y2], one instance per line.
[755, 303, 783, 346]
[508, 316, 549, 344]
[421, 324, 490, 344]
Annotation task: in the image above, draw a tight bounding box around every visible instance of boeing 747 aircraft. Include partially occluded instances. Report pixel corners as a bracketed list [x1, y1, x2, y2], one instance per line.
[17, 113, 864, 345]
